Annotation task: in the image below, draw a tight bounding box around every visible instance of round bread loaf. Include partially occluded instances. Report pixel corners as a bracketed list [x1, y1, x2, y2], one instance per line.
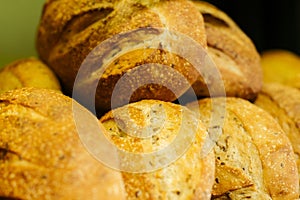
[260, 49, 300, 89]
[99, 99, 215, 199]
[36, 0, 207, 115]
[255, 83, 300, 194]
[187, 97, 299, 199]
[0, 57, 61, 95]
[0, 88, 215, 199]
[188, 1, 262, 100]
[0, 87, 125, 199]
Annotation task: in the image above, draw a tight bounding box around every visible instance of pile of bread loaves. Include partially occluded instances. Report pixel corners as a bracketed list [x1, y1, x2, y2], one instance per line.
[0, 0, 299, 199]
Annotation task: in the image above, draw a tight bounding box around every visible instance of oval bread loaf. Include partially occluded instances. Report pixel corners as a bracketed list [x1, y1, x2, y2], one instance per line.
[36, 0, 207, 114]
[188, 1, 262, 101]
[187, 97, 299, 199]
[0, 87, 125, 200]
[99, 99, 215, 199]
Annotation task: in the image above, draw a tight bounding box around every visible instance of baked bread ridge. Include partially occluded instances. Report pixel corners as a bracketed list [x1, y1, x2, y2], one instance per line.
[254, 82, 300, 194]
[100, 99, 215, 200]
[36, 0, 207, 114]
[190, 1, 262, 101]
[186, 97, 299, 199]
[0, 87, 125, 200]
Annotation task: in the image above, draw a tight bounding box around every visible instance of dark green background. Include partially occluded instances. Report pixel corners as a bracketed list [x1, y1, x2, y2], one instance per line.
[0, 1, 45, 68]
[0, 0, 299, 68]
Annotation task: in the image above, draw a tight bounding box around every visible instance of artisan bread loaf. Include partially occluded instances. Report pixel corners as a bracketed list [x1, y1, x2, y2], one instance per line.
[187, 97, 299, 199]
[189, 1, 262, 100]
[0, 57, 61, 95]
[100, 99, 215, 199]
[260, 49, 300, 89]
[255, 83, 300, 193]
[36, 0, 207, 114]
[0, 88, 215, 199]
[0, 87, 125, 200]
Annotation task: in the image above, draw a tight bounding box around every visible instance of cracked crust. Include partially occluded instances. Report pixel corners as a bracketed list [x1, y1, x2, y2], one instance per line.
[36, 0, 207, 115]
[187, 97, 299, 199]
[189, 1, 262, 101]
[0, 87, 125, 200]
[100, 100, 215, 200]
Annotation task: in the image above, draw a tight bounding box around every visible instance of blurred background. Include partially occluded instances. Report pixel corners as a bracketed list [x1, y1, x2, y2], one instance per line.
[0, 0, 45, 67]
[206, 0, 300, 55]
[0, 0, 299, 68]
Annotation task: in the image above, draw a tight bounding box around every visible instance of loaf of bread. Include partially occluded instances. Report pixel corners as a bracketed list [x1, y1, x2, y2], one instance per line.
[188, 1, 262, 101]
[260, 49, 300, 89]
[0, 88, 215, 199]
[0, 57, 61, 95]
[99, 99, 215, 199]
[2, 0, 299, 198]
[187, 97, 299, 199]
[36, 0, 207, 115]
[0, 87, 125, 199]
[255, 83, 300, 193]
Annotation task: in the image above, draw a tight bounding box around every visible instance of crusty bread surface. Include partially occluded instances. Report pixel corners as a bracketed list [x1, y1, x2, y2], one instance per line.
[188, 1, 262, 101]
[100, 99, 215, 200]
[0, 57, 61, 95]
[0, 87, 125, 200]
[255, 83, 300, 194]
[187, 97, 299, 199]
[37, 0, 207, 114]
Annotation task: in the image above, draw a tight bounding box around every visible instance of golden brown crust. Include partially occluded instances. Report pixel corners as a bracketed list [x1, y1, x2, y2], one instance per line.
[260, 49, 300, 88]
[36, 0, 207, 115]
[190, 1, 262, 100]
[36, 0, 116, 61]
[0, 87, 125, 200]
[100, 100, 215, 199]
[187, 97, 299, 199]
[0, 57, 61, 94]
[291, 74, 300, 89]
[255, 83, 300, 195]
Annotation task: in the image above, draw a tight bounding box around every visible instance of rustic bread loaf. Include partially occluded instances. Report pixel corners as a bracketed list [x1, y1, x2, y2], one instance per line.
[187, 97, 299, 199]
[0, 57, 61, 95]
[36, 0, 207, 115]
[260, 49, 300, 89]
[0, 88, 215, 199]
[189, 1, 262, 101]
[0, 87, 125, 200]
[255, 82, 300, 193]
[100, 99, 215, 199]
